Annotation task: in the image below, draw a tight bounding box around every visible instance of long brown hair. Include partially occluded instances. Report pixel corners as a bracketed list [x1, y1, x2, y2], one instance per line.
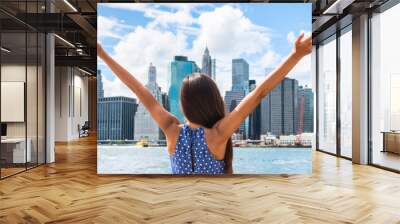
[180, 73, 233, 174]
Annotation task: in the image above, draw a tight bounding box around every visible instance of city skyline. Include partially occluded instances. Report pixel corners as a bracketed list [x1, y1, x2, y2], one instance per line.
[97, 3, 312, 99]
[97, 67, 314, 141]
[98, 52, 314, 101]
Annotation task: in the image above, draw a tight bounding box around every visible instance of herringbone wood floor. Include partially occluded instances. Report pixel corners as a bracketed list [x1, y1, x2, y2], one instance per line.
[1, 135, 400, 224]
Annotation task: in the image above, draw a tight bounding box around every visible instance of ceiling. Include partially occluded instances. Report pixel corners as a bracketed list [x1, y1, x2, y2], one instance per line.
[0, 0, 394, 73]
[310, 0, 390, 43]
[0, 0, 97, 74]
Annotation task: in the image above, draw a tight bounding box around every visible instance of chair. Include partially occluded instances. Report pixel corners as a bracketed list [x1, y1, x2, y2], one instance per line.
[79, 121, 90, 138]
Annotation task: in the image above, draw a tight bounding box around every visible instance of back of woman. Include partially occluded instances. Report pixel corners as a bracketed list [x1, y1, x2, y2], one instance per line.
[97, 32, 311, 175]
[174, 74, 233, 174]
[171, 124, 225, 174]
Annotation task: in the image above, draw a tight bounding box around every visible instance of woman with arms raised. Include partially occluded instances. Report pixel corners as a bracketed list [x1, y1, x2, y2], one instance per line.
[97, 32, 312, 174]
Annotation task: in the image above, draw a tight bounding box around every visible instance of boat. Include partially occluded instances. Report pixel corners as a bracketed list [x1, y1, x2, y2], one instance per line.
[135, 139, 149, 147]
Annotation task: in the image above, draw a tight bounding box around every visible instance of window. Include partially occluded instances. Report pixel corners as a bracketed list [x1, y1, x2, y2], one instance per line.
[317, 35, 337, 154]
[0, 1, 46, 179]
[340, 27, 352, 158]
[370, 3, 400, 171]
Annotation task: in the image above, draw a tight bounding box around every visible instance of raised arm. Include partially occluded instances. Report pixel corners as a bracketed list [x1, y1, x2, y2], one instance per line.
[214, 33, 312, 140]
[97, 43, 180, 135]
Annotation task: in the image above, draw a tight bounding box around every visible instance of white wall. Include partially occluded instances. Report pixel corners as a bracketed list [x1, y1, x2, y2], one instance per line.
[55, 66, 68, 141]
[1, 65, 25, 141]
[72, 72, 89, 138]
[1, 65, 30, 138]
[54, 67, 89, 141]
[1, 63, 46, 164]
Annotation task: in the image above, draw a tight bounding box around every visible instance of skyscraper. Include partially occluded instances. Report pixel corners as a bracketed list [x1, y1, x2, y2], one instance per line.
[224, 90, 245, 116]
[98, 96, 137, 140]
[260, 68, 273, 135]
[232, 58, 249, 92]
[225, 58, 250, 110]
[224, 58, 249, 136]
[201, 47, 212, 77]
[260, 78, 299, 136]
[160, 92, 170, 140]
[261, 93, 271, 134]
[211, 58, 216, 81]
[297, 86, 314, 133]
[283, 78, 299, 135]
[248, 80, 261, 140]
[169, 56, 199, 122]
[97, 69, 104, 99]
[134, 63, 163, 141]
[148, 62, 156, 83]
[161, 92, 170, 112]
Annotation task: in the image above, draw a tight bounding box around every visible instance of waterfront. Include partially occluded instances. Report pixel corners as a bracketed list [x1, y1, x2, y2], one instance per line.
[98, 146, 312, 174]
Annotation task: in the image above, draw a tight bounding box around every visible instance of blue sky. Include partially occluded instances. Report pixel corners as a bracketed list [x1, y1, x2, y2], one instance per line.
[97, 3, 311, 98]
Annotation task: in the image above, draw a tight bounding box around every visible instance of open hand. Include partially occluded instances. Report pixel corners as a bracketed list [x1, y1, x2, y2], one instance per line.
[293, 32, 312, 58]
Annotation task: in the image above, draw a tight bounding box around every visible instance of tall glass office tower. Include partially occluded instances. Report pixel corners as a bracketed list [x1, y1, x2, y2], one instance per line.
[225, 58, 250, 110]
[248, 80, 261, 140]
[98, 97, 137, 140]
[97, 70, 104, 99]
[297, 86, 314, 133]
[224, 58, 249, 137]
[168, 56, 199, 122]
[232, 59, 249, 92]
[134, 63, 163, 141]
[260, 78, 299, 136]
[211, 59, 216, 81]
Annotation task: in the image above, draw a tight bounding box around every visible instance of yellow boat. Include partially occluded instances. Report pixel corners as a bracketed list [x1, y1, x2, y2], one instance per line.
[135, 139, 149, 147]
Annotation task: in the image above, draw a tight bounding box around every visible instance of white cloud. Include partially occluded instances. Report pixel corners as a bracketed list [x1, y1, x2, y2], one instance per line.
[102, 74, 135, 98]
[188, 5, 272, 93]
[101, 3, 208, 16]
[287, 30, 311, 44]
[191, 5, 270, 61]
[214, 59, 233, 95]
[259, 50, 282, 69]
[287, 31, 296, 44]
[285, 30, 312, 86]
[100, 4, 274, 97]
[99, 4, 312, 98]
[147, 7, 196, 29]
[101, 3, 205, 29]
[288, 55, 312, 87]
[246, 50, 283, 85]
[102, 3, 206, 41]
[109, 26, 188, 93]
[292, 55, 311, 75]
[98, 16, 133, 40]
[100, 3, 154, 14]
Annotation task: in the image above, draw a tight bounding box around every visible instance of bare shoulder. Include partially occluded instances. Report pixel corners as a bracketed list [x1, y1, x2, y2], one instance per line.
[165, 122, 182, 156]
[204, 127, 227, 161]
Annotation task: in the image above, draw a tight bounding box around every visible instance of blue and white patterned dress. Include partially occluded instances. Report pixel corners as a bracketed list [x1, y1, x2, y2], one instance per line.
[170, 124, 225, 174]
